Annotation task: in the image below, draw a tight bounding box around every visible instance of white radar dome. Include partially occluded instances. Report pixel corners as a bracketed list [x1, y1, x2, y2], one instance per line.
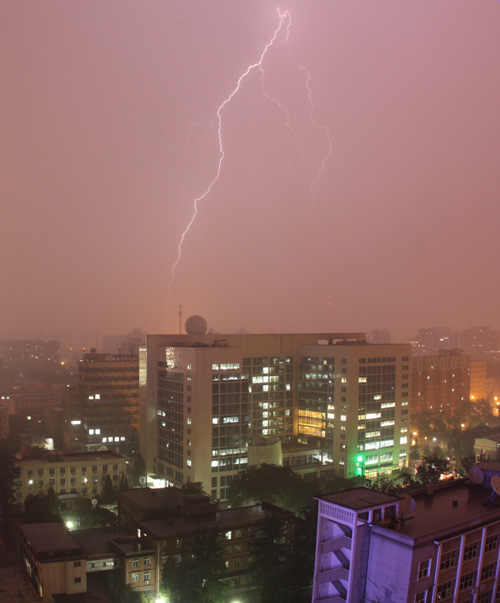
[185, 315, 208, 335]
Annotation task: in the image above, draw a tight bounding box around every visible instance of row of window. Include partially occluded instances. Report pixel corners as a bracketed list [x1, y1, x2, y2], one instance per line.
[26, 464, 119, 476]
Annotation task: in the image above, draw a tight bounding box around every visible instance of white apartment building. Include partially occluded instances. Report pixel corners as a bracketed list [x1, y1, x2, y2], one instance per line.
[313, 467, 500, 602]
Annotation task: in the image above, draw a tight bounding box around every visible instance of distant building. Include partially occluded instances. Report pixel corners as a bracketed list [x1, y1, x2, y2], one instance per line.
[410, 350, 470, 415]
[460, 326, 500, 361]
[142, 325, 410, 497]
[4, 388, 64, 425]
[470, 360, 488, 402]
[410, 327, 456, 357]
[13, 449, 127, 506]
[0, 403, 9, 439]
[312, 472, 500, 602]
[101, 329, 146, 356]
[367, 328, 391, 344]
[21, 522, 87, 603]
[64, 349, 139, 454]
[0, 338, 60, 370]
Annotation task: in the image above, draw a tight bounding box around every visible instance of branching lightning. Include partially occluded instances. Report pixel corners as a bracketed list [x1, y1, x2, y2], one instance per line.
[165, 6, 334, 325]
[166, 8, 291, 321]
[299, 61, 333, 205]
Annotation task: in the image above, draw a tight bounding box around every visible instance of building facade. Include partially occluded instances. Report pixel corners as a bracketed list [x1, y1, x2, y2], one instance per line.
[298, 342, 411, 478]
[142, 329, 410, 497]
[64, 349, 140, 453]
[21, 522, 87, 603]
[13, 450, 127, 506]
[411, 351, 470, 415]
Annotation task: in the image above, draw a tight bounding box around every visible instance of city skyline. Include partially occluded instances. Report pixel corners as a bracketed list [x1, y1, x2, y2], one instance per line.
[2, 0, 499, 347]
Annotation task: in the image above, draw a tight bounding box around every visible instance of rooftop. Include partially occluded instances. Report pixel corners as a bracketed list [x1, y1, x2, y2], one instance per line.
[139, 502, 291, 540]
[15, 450, 125, 464]
[316, 488, 400, 510]
[21, 523, 84, 560]
[320, 480, 500, 546]
[118, 487, 186, 511]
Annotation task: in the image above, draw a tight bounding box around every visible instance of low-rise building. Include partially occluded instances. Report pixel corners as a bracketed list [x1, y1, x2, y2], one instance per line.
[20, 522, 87, 603]
[119, 487, 295, 599]
[13, 449, 127, 506]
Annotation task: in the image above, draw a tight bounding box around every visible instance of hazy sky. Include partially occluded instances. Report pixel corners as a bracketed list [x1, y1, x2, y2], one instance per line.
[1, 0, 499, 346]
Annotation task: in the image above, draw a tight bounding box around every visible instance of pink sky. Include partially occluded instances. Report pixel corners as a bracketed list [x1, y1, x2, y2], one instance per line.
[1, 0, 499, 346]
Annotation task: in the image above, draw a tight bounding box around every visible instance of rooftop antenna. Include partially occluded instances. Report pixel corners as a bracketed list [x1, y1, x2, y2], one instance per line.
[468, 466, 485, 485]
[178, 305, 183, 335]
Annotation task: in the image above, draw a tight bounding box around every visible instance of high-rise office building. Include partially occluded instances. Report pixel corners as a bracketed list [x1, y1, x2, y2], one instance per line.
[142, 321, 410, 497]
[298, 342, 411, 478]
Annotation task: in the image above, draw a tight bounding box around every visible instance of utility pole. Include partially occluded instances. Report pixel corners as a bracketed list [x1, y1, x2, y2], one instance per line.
[178, 305, 183, 335]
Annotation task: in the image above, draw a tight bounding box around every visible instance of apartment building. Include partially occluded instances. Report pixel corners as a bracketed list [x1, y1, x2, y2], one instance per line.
[411, 350, 470, 415]
[312, 467, 500, 602]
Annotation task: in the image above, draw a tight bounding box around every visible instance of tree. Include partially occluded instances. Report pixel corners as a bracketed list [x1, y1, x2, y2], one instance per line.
[227, 464, 315, 514]
[119, 472, 129, 492]
[162, 527, 226, 603]
[181, 481, 206, 495]
[132, 453, 146, 485]
[368, 470, 421, 495]
[101, 474, 116, 504]
[415, 454, 452, 485]
[24, 492, 60, 524]
[0, 441, 20, 511]
[459, 452, 477, 475]
[249, 508, 316, 602]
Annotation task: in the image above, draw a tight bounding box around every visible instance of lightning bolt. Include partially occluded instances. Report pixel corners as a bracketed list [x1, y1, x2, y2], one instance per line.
[299, 62, 333, 206]
[165, 8, 291, 322]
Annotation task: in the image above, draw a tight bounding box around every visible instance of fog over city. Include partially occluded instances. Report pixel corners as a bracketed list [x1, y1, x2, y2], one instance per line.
[1, 0, 499, 347]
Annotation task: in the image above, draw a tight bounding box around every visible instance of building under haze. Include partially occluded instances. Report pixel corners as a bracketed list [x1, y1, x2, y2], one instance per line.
[410, 327, 456, 357]
[64, 349, 140, 454]
[410, 350, 470, 415]
[142, 319, 410, 498]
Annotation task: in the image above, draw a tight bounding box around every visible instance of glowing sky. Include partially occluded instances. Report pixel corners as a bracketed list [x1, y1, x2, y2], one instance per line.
[1, 0, 499, 345]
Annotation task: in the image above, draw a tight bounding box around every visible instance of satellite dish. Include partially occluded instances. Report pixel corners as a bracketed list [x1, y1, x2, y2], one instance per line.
[491, 475, 500, 496]
[399, 494, 416, 515]
[468, 466, 485, 485]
